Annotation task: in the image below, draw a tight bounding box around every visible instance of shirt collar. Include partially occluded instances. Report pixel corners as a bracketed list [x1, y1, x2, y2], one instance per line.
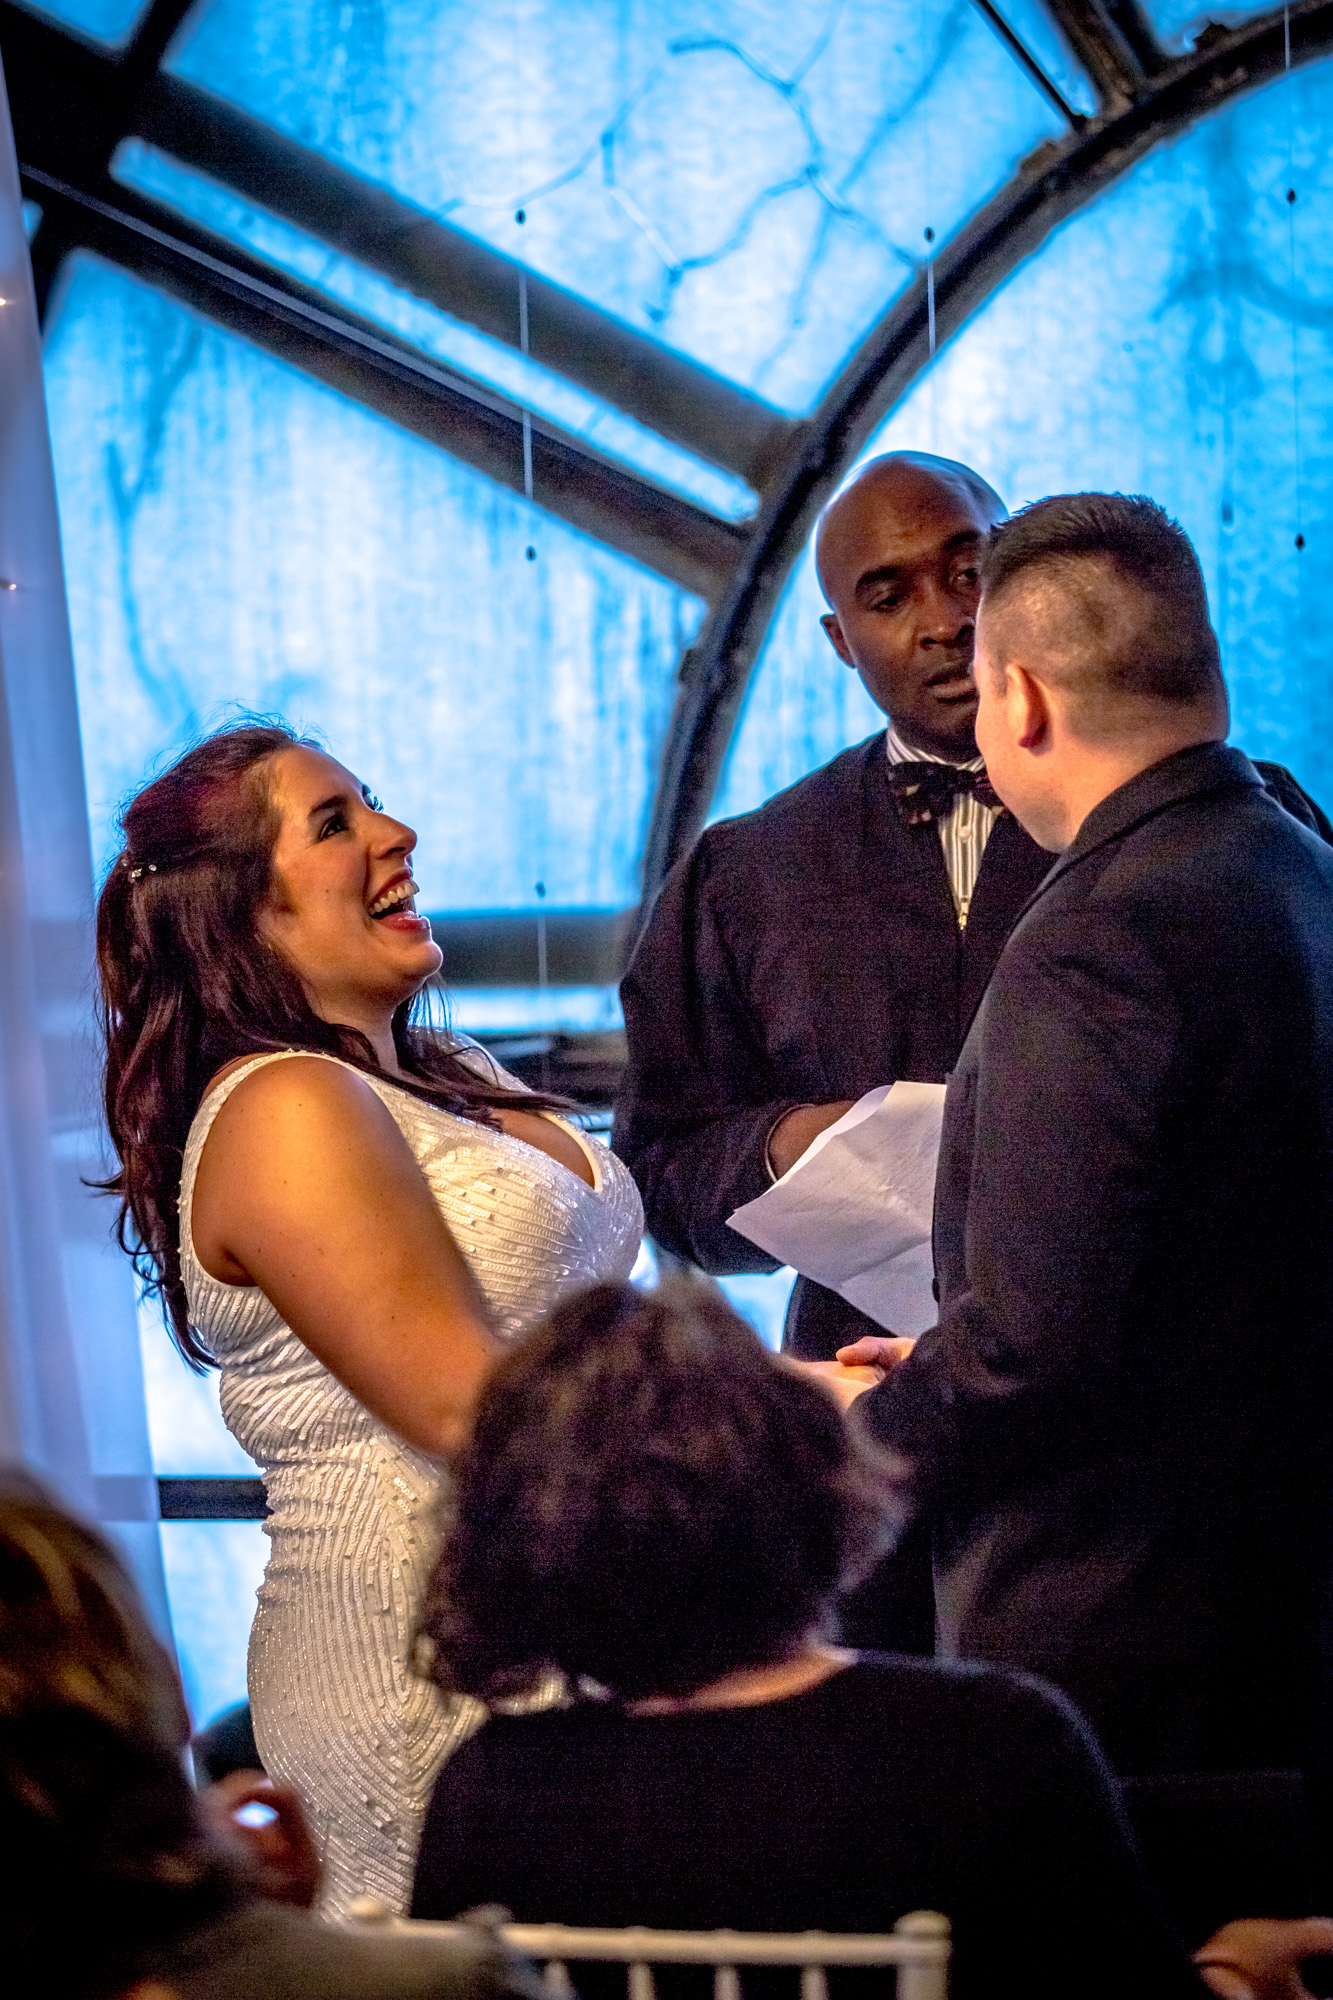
[884, 724, 985, 774]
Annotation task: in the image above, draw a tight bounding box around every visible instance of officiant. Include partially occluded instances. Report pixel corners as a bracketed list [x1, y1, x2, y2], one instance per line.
[616, 453, 1061, 1365]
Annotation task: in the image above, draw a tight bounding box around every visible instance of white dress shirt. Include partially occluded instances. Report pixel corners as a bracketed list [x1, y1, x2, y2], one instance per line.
[884, 724, 1001, 929]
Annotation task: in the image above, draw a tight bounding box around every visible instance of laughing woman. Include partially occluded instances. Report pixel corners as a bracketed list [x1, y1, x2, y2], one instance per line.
[95, 723, 642, 1917]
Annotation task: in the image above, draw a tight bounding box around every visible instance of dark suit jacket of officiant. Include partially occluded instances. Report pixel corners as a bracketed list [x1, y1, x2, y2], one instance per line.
[615, 731, 1330, 1363]
[858, 742, 1333, 1783]
[614, 734, 1053, 1359]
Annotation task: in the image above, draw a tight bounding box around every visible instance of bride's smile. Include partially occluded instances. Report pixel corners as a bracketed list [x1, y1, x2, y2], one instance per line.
[367, 868, 427, 927]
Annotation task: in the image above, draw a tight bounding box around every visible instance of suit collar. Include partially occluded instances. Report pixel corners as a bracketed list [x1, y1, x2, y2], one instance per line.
[950, 742, 1260, 1057]
[1024, 740, 1261, 905]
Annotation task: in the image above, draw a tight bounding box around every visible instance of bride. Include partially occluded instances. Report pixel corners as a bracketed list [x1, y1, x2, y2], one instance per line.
[95, 721, 642, 1916]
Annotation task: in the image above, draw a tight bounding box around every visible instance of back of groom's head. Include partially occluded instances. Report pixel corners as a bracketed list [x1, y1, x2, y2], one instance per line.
[979, 493, 1223, 731]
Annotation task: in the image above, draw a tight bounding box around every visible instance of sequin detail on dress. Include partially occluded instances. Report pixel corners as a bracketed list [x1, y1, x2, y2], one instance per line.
[178, 1049, 642, 1917]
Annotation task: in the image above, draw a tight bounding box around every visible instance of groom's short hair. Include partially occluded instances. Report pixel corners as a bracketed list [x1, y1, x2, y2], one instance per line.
[979, 493, 1223, 717]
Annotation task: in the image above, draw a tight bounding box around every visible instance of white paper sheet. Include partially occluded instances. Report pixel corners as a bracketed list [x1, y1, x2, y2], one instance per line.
[727, 1082, 946, 1335]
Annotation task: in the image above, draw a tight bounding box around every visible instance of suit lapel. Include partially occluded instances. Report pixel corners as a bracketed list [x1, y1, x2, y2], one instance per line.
[960, 816, 1052, 1023]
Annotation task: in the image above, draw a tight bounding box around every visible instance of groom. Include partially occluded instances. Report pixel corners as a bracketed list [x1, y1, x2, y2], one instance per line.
[842, 494, 1333, 1801]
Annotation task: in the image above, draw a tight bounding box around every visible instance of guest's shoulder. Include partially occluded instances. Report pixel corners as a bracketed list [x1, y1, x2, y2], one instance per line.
[434, 1699, 615, 1777]
[843, 1653, 1105, 1762]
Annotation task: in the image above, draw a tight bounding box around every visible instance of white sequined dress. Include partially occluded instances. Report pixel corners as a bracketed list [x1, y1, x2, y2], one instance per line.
[178, 1049, 643, 1917]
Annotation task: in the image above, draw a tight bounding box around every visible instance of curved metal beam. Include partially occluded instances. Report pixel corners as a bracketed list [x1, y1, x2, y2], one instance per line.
[0, 1, 794, 492]
[23, 167, 743, 596]
[640, 0, 1333, 898]
[1042, 0, 1161, 109]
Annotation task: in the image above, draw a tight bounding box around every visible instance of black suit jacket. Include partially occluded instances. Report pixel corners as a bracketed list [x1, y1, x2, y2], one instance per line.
[859, 742, 1333, 1781]
[614, 734, 1053, 1357]
[615, 732, 1330, 1362]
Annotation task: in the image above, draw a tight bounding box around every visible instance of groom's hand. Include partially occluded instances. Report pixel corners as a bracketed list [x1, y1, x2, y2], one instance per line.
[788, 1336, 916, 1412]
[789, 1359, 886, 1411]
[836, 1335, 917, 1372]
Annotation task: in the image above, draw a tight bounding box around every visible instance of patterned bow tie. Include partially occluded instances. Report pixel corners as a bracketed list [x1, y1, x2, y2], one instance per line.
[885, 760, 1004, 826]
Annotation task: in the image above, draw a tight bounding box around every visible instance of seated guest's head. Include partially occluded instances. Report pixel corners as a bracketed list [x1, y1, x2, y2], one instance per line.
[419, 1280, 897, 1704]
[0, 1476, 539, 2000]
[0, 1471, 244, 1997]
[815, 451, 1006, 760]
[974, 493, 1230, 850]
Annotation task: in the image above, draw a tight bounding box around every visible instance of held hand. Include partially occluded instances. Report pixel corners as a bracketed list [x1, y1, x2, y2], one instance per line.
[200, 1771, 323, 1908]
[835, 1335, 917, 1372]
[1195, 1917, 1333, 2000]
[787, 1359, 888, 1411]
[768, 1100, 856, 1179]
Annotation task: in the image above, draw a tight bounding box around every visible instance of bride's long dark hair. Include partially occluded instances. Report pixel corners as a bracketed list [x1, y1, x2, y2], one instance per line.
[96, 721, 562, 1367]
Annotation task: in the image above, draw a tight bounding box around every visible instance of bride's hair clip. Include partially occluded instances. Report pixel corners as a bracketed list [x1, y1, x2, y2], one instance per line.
[123, 855, 159, 882]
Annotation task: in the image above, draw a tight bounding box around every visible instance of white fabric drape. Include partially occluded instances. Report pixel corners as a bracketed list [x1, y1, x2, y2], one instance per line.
[0, 57, 168, 1628]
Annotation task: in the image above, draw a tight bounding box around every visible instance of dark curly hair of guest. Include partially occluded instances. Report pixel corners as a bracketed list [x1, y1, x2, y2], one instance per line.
[0, 1473, 246, 1999]
[95, 719, 564, 1367]
[418, 1279, 900, 1704]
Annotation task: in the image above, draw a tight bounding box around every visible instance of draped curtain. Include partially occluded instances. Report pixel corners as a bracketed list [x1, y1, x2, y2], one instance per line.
[0, 55, 168, 1629]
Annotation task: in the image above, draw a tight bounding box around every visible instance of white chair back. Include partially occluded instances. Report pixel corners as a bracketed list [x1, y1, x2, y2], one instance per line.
[344, 1904, 950, 2000]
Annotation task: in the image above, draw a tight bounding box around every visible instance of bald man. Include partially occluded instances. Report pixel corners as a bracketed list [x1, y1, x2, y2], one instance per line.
[837, 496, 1333, 1919]
[615, 456, 1057, 1388]
[615, 454, 1326, 1371]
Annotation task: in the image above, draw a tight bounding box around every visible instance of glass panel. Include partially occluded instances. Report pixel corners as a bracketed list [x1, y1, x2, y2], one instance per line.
[632, 1239, 793, 1352]
[43, 253, 695, 912]
[717, 58, 1333, 822]
[1141, 1, 1267, 55]
[110, 141, 757, 522]
[140, 1296, 260, 1475]
[717, 1270, 796, 1351]
[167, 0, 1065, 410]
[159, 1520, 267, 1727]
[19, 0, 147, 46]
[711, 556, 885, 823]
[450, 986, 623, 1034]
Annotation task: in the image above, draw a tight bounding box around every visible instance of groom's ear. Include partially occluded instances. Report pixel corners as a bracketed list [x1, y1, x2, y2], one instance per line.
[1010, 662, 1053, 753]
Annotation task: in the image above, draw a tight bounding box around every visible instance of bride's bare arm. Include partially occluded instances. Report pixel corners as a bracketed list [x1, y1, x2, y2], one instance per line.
[190, 1058, 502, 1455]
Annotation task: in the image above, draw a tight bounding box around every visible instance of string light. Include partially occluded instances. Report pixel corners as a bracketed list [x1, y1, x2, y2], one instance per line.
[514, 182, 536, 559]
[1285, 1, 1304, 553]
[518, 275, 534, 500]
[925, 226, 936, 359]
[535, 881, 550, 1092]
